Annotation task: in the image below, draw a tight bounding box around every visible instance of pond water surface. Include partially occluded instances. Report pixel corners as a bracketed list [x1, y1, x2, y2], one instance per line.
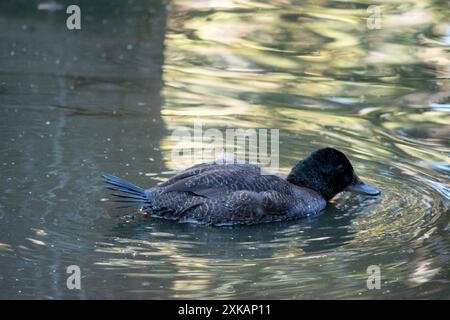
[0, 0, 449, 299]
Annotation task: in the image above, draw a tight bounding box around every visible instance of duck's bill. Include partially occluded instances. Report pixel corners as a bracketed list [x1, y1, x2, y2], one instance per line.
[346, 177, 380, 196]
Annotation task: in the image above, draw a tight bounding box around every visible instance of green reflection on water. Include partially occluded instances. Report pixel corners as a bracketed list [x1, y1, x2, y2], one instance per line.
[153, 0, 450, 299]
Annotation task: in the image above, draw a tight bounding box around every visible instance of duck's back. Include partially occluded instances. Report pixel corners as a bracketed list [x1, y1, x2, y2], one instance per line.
[159, 163, 292, 196]
[142, 163, 326, 225]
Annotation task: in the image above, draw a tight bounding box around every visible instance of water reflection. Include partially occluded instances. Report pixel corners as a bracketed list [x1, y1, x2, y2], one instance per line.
[104, 205, 356, 258]
[92, 204, 360, 298]
[0, 0, 449, 299]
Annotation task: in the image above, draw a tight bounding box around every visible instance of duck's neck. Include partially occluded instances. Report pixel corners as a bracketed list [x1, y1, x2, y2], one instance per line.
[286, 161, 334, 201]
[286, 162, 309, 188]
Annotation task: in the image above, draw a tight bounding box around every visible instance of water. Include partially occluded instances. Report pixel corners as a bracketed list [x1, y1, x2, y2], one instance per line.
[0, 0, 449, 299]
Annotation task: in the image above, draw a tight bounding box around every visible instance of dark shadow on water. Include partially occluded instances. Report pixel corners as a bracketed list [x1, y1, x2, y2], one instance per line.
[0, 0, 167, 299]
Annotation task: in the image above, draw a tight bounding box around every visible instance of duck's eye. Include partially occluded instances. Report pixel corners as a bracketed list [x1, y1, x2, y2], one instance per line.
[336, 164, 345, 172]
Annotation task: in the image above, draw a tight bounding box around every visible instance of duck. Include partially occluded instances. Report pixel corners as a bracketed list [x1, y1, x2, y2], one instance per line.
[102, 147, 380, 226]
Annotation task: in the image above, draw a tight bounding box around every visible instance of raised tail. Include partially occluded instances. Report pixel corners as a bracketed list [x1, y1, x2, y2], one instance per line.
[101, 173, 147, 208]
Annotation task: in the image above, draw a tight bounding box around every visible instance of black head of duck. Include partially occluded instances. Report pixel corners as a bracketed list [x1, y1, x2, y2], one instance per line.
[287, 147, 380, 201]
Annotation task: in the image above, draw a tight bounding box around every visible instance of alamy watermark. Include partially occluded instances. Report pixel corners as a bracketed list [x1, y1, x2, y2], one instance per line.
[66, 5, 81, 30]
[66, 265, 81, 290]
[170, 122, 279, 173]
[366, 265, 381, 289]
[367, 5, 382, 30]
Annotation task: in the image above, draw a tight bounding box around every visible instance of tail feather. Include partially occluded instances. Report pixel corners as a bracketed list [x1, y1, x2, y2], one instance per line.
[110, 193, 146, 200]
[111, 199, 145, 203]
[102, 174, 144, 193]
[101, 173, 147, 208]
